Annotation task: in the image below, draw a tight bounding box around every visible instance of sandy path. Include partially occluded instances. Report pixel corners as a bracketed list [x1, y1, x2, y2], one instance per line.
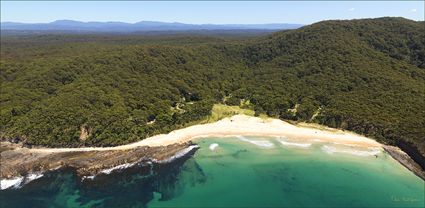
[24, 115, 381, 153]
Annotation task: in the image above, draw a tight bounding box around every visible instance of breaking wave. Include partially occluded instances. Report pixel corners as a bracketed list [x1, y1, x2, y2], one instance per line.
[209, 143, 219, 151]
[277, 138, 312, 148]
[154, 145, 200, 163]
[100, 162, 139, 175]
[237, 136, 274, 148]
[0, 177, 24, 190]
[1, 172, 44, 190]
[322, 145, 381, 156]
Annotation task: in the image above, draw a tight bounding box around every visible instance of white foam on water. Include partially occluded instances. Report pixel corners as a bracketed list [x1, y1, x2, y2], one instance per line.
[49, 166, 62, 171]
[154, 145, 199, 164]
[209, 143, 219, 151]
[1, 172, 45, 190]
[1, 177, 24, 190]
[322, 145, 381, 156]
[24, 173, 43, 185]
[277, 138, 312, 148]
[92, 145, 199, 176]
[100, 162, 139, 175]
[81, 175, 96, 181]
[237, 136, 274, 148]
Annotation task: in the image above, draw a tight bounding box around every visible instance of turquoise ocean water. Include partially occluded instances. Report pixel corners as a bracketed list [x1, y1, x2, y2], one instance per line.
[1, 136, 424, 207]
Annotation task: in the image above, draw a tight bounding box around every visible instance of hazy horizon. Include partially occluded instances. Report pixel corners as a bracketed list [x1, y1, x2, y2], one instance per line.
[1, 16, 422, 25]
[1, 1, 423, 25]
[1, 19, 302, 25]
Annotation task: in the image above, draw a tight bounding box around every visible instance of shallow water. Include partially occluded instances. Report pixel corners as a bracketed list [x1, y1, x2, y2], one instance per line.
[1, 136, 424, 207]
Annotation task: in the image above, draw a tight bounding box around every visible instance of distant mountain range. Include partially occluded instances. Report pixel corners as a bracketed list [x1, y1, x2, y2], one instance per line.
[1, 20, 303, 32]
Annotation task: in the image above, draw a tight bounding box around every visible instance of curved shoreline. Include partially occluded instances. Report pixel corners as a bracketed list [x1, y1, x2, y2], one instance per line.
[26, 115, 382, 153]
[1, 115, 424, 187]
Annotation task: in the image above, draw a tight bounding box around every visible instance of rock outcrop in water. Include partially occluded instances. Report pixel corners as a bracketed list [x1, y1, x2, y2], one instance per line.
[383, 145, 425, 180]
[0, 142, 194, 180]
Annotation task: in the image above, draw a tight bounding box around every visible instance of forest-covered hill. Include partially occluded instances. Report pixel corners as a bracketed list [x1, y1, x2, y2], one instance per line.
[1, 17, 424, 167]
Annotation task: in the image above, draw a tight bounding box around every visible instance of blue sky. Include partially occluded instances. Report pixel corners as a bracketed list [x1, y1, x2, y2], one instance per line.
[1, 1, 424, 24]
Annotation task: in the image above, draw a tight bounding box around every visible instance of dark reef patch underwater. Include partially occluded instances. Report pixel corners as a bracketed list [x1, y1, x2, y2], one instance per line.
[0, 149, 203, 208]
[1, 136, 424, 208]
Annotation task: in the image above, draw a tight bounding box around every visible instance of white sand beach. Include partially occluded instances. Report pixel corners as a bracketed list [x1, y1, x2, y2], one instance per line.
[27, 115, 382, 153]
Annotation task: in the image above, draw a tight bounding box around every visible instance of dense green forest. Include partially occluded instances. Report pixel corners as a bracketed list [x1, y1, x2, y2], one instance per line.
[1, 17, 424, 166]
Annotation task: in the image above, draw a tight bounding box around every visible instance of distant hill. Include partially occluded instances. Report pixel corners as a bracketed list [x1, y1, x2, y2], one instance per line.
[1, 20, 303, 32]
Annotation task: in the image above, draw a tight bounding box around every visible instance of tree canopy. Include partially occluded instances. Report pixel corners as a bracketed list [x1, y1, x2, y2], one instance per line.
[1, 18, 424, 164]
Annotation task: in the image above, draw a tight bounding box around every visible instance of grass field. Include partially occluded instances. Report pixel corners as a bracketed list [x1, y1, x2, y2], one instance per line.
[203, 104, 255, 123]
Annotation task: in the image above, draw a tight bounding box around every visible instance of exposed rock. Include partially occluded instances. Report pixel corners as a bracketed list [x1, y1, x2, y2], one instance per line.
[383, 145, 425, 181]
[0, 142, 192, 179]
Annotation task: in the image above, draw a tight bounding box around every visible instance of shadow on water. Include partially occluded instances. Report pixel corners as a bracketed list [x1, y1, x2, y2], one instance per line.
[0, 150, 207, 208]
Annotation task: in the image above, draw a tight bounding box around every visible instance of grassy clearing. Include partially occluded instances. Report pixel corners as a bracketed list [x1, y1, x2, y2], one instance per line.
[178, 104, 260, 128]
[203, 104, 255, 123]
